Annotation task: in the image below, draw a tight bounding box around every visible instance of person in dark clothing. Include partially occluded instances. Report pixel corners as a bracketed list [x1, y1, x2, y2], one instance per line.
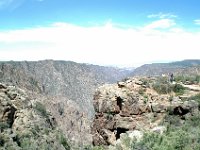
[169, 73, 174, 83]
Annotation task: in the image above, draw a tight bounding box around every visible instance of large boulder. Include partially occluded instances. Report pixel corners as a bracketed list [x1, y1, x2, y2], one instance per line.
[92, 78, 155, 146]
[151, 102, 169, 113]
[114, 115, 136, 130]
[122, 98, 150, 115]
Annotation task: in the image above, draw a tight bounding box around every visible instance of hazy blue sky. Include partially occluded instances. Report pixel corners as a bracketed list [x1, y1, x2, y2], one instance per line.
[0, 0, 200, 67]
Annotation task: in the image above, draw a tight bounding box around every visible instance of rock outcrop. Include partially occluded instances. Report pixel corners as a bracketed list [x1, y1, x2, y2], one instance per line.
[0, 83, 70, 149]
[91, 77, 200, 147]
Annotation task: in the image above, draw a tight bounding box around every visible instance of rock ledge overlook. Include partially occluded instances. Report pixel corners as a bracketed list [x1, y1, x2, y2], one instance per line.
[91, 77, 200, 148]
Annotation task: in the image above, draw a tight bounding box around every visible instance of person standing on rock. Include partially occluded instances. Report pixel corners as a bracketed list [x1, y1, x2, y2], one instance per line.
[169, 73, 174, 83]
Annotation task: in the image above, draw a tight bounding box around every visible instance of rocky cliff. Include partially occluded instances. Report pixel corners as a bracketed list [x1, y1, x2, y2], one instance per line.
[0, 60, 131, 118]
[0, 60, 132, 148]
[0, 83, 70, 149]
[91, 77, 200, 149]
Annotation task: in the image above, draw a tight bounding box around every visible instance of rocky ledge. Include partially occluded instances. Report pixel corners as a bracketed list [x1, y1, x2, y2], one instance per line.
[91, 77, 199, 148]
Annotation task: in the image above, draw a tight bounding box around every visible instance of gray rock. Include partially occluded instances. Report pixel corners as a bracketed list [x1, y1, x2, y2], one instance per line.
[118, 81, 126, 88]
[126, 130, 143, 142]
[151, 126, 167, 134]
[183, 100, 199, 114]
[151, 102, 168, 113]
[135, 80, 143, 85]
[114, 115, 136, 130]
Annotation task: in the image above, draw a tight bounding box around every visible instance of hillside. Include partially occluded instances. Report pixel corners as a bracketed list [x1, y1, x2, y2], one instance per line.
[132, 59, 200, 76]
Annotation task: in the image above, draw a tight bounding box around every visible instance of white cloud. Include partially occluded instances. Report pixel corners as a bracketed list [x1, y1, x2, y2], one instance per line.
[147, 12, 177, 19]
[194, 19, 200, 25]
[0, 21, 200, 67]
[144, 19, 176, 29]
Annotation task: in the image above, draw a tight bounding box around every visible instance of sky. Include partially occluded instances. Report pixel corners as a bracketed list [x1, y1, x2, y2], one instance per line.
[0, 0, 200, 67]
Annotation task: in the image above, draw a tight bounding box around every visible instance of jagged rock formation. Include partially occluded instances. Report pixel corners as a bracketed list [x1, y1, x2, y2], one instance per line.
[0, 83, 70, 149]
[91, 77, 200, 147]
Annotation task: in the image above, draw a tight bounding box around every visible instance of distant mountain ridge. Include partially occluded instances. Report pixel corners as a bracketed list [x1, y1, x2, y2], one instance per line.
[132, 59, 200, 76]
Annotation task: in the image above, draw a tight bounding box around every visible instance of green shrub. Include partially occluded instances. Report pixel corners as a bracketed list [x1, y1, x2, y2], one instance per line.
[34, 101, 49, 118]
[175, 75, 200, 84]
[140, 78, 151, 88]
[131, 132, 163, 150]
[130, 112, 200, 150]
[131, 129, 194, 150]
[153, 81, 185, 95]
[20, 137, 31, 149]
[0, 122, 9, 131]
[153, 82, 172, 94]
[57, 133, 70, 150]
[186, 114, 200, 127]
[143, 95, 148, 104]
[61, 135, 70, 150]
[195, 75, 200, 83]
[152, 77, 172, 94]
[138, 88, 145, 95]
[188, 93, 200, 105]
[172, 84, 185, 95]
[92, 146, 105, 150]
[0, 135, 5, 146]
